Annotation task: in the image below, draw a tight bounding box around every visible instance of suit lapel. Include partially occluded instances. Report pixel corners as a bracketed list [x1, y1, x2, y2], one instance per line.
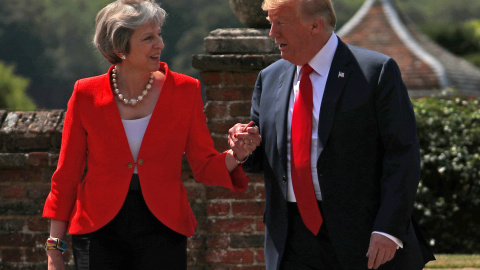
[275, 63, 296, 175]
[317, 38, 353, 159]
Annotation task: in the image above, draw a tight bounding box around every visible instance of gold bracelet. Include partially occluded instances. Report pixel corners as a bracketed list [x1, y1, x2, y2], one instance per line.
[233, 152, 249, 164]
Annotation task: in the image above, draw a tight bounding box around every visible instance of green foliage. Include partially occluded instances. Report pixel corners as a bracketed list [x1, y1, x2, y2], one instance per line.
[420, 20, 480, 56]
[396, 0, 480, 24]
[413, 94, 480, 253]
[0, 62, 36, 110]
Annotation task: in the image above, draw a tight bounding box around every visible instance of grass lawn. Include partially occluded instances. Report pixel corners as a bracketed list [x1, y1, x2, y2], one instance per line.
[425, 254, 480, 269]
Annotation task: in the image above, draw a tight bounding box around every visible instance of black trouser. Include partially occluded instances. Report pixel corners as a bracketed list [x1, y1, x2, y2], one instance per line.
[280, 201, 343, 270]
[72, 175, 187, 270]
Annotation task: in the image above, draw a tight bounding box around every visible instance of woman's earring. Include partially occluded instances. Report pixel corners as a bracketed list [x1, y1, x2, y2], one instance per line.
[121, 55, 126, 60]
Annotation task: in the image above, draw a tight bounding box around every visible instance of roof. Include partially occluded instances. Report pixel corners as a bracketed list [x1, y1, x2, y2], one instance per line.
[337, 0, 480, 96]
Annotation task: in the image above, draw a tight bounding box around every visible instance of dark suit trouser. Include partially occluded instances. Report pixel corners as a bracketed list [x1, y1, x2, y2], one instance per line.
[72, 174, 187, 270]
[281, 202, 343, 270]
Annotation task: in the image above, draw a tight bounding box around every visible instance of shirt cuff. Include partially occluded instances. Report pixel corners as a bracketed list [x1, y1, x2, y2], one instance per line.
[372, 231, 403, 249]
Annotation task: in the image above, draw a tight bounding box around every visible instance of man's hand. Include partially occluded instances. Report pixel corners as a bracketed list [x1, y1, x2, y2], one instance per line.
[228, 122, 261, 161]
[366, 233, 398, 269]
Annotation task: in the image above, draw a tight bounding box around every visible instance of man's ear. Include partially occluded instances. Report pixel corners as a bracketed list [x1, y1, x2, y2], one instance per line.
[311, 17, 324, 35]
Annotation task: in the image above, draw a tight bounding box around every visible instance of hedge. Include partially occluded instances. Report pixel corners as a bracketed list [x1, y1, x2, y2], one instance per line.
[412, 93, 480, 253]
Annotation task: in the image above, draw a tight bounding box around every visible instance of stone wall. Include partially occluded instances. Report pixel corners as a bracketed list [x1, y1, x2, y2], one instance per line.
[0, 28, 277, 270]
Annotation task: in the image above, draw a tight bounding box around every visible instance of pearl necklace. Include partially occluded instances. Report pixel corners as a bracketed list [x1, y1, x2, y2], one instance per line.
[111, 66, 154, 106]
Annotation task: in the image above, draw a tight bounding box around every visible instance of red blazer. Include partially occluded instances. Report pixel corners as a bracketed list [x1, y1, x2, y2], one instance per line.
[43, 63, 249, 236]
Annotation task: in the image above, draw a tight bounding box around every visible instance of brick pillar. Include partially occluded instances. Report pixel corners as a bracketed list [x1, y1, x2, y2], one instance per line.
[192, 28, 280, 269]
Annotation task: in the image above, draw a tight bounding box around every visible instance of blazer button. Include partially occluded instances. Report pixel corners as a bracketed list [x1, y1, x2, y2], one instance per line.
[282, 176, 287, 183]
[138, 159, 144, 165]
[127, 162, 133, 169]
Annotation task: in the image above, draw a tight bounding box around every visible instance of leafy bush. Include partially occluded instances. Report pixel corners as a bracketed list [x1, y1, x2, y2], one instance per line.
[0, 61, 36, 110]
[413, 93, 480, 253]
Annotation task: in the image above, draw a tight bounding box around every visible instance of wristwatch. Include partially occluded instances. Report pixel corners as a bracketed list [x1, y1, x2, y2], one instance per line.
[45, 237, 67, 252]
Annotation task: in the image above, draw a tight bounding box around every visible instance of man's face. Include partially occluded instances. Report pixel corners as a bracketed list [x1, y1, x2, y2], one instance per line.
[267, 6, 315, 66]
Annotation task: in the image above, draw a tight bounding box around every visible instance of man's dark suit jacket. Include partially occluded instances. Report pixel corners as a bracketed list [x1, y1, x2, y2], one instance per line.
[244, 37, 435, 269]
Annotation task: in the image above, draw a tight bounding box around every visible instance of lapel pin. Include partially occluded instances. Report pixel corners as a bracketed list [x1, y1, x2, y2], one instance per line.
[338, 71, 345, 78]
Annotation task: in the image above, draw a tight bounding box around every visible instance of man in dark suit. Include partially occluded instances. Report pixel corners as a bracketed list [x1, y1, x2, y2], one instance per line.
[229, 0, 435, 269]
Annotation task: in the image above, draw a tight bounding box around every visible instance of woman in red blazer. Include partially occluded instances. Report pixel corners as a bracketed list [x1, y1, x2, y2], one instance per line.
[42, 0, 261, 269]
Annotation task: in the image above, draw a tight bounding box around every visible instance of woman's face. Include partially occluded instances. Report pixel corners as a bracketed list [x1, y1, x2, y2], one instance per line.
[123, 22, 164, 73]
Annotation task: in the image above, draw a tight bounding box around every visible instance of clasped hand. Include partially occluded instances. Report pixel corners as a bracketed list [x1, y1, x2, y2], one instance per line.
[228, 121, 261, 161]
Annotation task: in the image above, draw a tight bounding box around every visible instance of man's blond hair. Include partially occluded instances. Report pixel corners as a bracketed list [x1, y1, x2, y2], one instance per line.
[262, 0, 336, 32]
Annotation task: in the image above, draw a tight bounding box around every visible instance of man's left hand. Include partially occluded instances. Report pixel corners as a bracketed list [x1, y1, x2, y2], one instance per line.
[366, 233, 398, 269]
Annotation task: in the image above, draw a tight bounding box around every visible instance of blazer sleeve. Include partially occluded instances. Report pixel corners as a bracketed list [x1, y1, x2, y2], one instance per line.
[243, 70, 264, 174]
[373, 58, 421, 240]
[184, 80, 249, 192]
[43, 81, 88, 221]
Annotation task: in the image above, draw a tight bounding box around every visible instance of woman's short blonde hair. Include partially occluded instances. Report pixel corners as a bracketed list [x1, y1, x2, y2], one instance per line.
[94, 0, 167, 64]
[262, 0, 336, 32]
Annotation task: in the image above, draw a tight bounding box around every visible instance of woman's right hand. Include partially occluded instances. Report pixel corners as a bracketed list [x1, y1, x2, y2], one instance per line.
[47, 250, 66, 270]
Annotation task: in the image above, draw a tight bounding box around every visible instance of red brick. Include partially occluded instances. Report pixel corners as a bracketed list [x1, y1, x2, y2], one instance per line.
[1, 248, 24, 262]
[206, 202, 230, 216]
[256, 249, 265, 263]
[27, 217, 49, 232]
[187, 235, 204, 249]
[0, 217, 26, 231]
[0, 169, 45, 183]
[200, 72, 223, 86]
[206, 87, 253, 101]
[185, 184, 205, 202]
[256, 218, 265, 231]
[230, 102, 252, 117]
[255, 185, 265, 199]
[204, 102, 228, 118]
[246, 173, 264, 183]
[0, 233, 37, 247]
[26, 152, 50, 167]
[206, 185, 255, 200]
[207, 119, 238, 134]
[206, 218, 255, 233]
[25, 246, 47, 263]
[48, 154, 59, 168]
[1, 185, 25, 198]
[232, 72, 260, 86]
[25, 183, 50, 200]
[211, 135, 229, 152]
[206, 249, 254, 264]
[231, 202, 264, 216]
[206, 235, 229, 248]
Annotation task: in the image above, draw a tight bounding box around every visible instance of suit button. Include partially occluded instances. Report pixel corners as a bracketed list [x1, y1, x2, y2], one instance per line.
[138, 159, 144, 165]
[127, 162, 133, 169]
[282, 176, 287, 183]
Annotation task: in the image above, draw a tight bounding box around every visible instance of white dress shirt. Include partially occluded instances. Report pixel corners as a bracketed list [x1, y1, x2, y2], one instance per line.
[285, 33, 402, 248]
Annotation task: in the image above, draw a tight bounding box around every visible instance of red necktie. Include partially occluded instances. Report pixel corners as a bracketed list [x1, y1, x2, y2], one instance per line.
[291, 64, 323, 235]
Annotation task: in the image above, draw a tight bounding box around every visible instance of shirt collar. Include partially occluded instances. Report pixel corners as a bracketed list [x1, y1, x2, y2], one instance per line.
[296, 33, 339, 77]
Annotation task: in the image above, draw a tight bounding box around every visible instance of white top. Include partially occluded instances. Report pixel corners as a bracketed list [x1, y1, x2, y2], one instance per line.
[121, 114, 152, 173]
[286, 33, 338, 202]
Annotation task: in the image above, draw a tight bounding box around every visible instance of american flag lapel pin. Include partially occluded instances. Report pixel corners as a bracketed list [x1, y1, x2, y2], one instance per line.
[338, 71, 345, 78]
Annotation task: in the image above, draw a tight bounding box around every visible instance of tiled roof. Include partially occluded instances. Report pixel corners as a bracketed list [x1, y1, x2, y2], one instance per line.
[337, 0, 480, 96]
